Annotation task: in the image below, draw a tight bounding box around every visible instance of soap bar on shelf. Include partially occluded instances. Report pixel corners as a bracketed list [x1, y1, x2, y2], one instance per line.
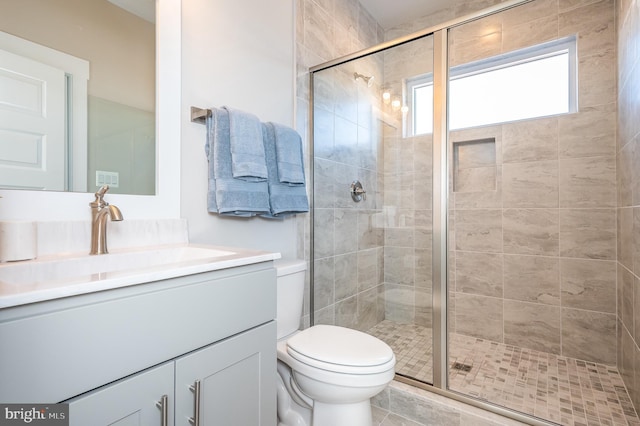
[0, 221, 37, 262]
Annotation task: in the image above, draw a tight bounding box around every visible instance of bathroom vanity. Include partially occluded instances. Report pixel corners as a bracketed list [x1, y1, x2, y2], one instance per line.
[0, 245, 279, 426]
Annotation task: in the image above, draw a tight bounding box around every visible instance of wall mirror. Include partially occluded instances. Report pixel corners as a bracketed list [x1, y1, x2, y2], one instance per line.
[0, 0, 156, 195]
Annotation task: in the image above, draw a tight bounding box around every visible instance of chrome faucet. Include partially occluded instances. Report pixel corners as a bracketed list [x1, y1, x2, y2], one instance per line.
[90, 185, 123, 255]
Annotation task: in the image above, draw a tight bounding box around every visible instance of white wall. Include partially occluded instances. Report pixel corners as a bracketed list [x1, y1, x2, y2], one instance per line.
[180, 0, 298, 259]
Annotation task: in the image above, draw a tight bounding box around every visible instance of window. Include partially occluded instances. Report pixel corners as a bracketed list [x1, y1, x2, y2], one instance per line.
[406, 36, 577, 135]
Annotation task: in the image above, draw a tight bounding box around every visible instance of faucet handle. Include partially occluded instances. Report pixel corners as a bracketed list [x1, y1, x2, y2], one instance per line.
[92, 185, 110, 206]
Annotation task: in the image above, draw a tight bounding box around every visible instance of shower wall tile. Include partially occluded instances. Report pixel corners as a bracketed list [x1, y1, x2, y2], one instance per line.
[314, 208, 335, 258]
[618, 207, 633, 269]
[559, 0, 616, 56]
[415, 287, 433, 328]
[634, 207, 640, 275]
[384, 246, 415, 285]
[634, 274, 640, 344]
[334, 209, 358, 254]
[313, 106, 335, 160]
[335, 252, 358, 301]
[501, 0, 558, 27]
[314, 257, 335, 310]
[358, 210, 383, 249]
[559, 156, 616, 208]
[558, 103, 616, 158]
[335, 295, 358, 329]
[559, 258, 616, 312]
[455, 293, 503, 341]
[455, 251, 503, 297]
[503, 254, 560, 305]
[385, 226, 414, 248]
[313, 158, 335, 208]
[562, 308, 616, 364]
[504, 300, 561, 354]
[414, 248, 433, 288]
[502, 117, 558, 163]
[414, 173, 433, 210]
[620, 264, 634, 336]
[618, 141, 633, 207]
[455, 167, 497, 193]
[304, 1, 335, 61]
[455, 209, 503, 252]
[502, 160, 559, 208]
[502, 15, 559, 52]
[356, 287, 380, 331]
[453, 167, 503, 209]
[559, 208, 616, 259]
[385, 283, 415, 323]
[449, 29, 502, 66]
[578, 49, 617, 107]
[358, 248, 379, 291]
[503, 208, 559, 256]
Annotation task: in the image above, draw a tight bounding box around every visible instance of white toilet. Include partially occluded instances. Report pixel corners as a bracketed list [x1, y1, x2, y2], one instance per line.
[275, 259, 395, 426]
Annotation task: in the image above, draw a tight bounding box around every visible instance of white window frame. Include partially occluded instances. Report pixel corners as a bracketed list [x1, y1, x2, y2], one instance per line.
[405, 35, 578, 136]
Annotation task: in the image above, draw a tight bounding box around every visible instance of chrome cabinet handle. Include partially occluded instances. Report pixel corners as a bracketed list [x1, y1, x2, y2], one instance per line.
[188, 380, 201, 426]
[155, 394, 168, 426]
[350, 180, 366, 202]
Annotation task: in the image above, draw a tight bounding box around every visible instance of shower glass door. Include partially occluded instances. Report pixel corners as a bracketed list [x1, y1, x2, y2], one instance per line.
[311, 34, 435, 385]
[445, 0, 621, 424]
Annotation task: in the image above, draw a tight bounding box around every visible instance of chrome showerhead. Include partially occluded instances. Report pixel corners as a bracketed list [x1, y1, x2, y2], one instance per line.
[354, 72, 374, 87]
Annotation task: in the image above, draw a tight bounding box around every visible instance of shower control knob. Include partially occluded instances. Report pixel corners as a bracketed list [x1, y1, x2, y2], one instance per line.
[350, 181, 366, 202]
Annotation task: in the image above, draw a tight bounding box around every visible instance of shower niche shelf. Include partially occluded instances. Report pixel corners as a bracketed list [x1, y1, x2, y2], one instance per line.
[453, 137, 497, 193]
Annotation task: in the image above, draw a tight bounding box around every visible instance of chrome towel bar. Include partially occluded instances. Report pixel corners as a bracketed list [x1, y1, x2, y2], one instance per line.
[190, 106, 211, 124]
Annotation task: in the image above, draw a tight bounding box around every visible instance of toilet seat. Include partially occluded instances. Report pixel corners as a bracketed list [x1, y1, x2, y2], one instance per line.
[286, 325, 395, 375]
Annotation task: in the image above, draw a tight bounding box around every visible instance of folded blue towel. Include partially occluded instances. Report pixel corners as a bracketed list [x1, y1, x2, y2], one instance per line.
[207, 108, 271, 216]
[261, 122, 309, 218]
[222, 106, 268, 182]
[270, 122, 306, 186]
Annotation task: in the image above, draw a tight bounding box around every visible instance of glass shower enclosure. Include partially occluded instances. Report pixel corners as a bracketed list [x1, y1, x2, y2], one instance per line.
[310, 0, 627, 424]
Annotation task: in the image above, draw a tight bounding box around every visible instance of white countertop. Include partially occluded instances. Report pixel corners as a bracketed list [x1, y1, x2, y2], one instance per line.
[0, 244, 280, 309]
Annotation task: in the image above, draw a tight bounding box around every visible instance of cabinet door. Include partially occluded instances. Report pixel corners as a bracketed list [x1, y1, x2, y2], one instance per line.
[66, 362, 174, 426]
[175, 322, 276, 426]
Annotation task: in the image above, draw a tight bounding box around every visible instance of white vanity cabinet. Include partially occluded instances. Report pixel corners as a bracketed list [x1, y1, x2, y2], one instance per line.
[0, 260, 277, 426]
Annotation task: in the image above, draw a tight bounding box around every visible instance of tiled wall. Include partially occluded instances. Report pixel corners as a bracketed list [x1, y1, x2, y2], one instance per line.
[447, 0, 618, 365]
[299, 0, 619, 369]
[616, 0, 640, 410]
[378, 0, 618, 366]
[295, 0, 386, 330]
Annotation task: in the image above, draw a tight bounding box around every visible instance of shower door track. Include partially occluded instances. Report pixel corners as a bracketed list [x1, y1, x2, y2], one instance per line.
[309, 1, 558, 425]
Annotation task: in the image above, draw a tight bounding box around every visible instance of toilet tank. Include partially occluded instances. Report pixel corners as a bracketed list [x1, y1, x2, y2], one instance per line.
[275, 259, 307, 340]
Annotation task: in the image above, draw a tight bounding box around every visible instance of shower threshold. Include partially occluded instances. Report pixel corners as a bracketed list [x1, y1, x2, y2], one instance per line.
[368, 319, 640, 426]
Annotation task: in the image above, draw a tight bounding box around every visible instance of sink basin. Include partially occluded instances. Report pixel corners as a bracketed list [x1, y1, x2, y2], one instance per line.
[0, 246, 235, 287]
[0, 244, 280, 308]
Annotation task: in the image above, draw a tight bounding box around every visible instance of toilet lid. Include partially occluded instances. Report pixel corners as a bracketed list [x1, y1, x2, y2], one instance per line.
[286, 325, 394, 373]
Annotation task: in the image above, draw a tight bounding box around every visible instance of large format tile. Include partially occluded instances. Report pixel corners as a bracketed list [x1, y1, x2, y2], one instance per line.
[503, 254, 560, 305]
[560, 258, 616, 313]
[559, 156, 616, 208]
[503, 208, 559, 255]
[504, 300, 561, 354]
[502, 117, 558, 163]
[455, 209, 503, 252]
[455, 251, 503, 297]
[454, 293, 503, 341]
[562, 307, 616, 364]
[502, 160, 559, 208]
[559, 208, 616, 259]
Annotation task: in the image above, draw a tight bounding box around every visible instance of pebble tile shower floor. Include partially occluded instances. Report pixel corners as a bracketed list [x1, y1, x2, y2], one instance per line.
[368, 320, 640, 426]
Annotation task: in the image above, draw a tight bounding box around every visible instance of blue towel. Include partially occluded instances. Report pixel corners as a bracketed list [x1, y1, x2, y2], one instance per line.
[270, 122, 306, 186]
[222, 106, 268, 182]
[206, 108, 271, 216]
[261, 122, 309, 218]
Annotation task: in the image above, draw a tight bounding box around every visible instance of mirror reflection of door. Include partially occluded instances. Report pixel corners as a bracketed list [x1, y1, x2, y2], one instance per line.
[0, 48, 65, 190]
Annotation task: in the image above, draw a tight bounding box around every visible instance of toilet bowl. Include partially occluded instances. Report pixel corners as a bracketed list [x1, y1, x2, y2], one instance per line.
[275, 259, 395, 426]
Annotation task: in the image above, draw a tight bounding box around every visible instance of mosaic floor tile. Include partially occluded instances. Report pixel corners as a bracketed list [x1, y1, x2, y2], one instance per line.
[368, 320, 640, 426]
